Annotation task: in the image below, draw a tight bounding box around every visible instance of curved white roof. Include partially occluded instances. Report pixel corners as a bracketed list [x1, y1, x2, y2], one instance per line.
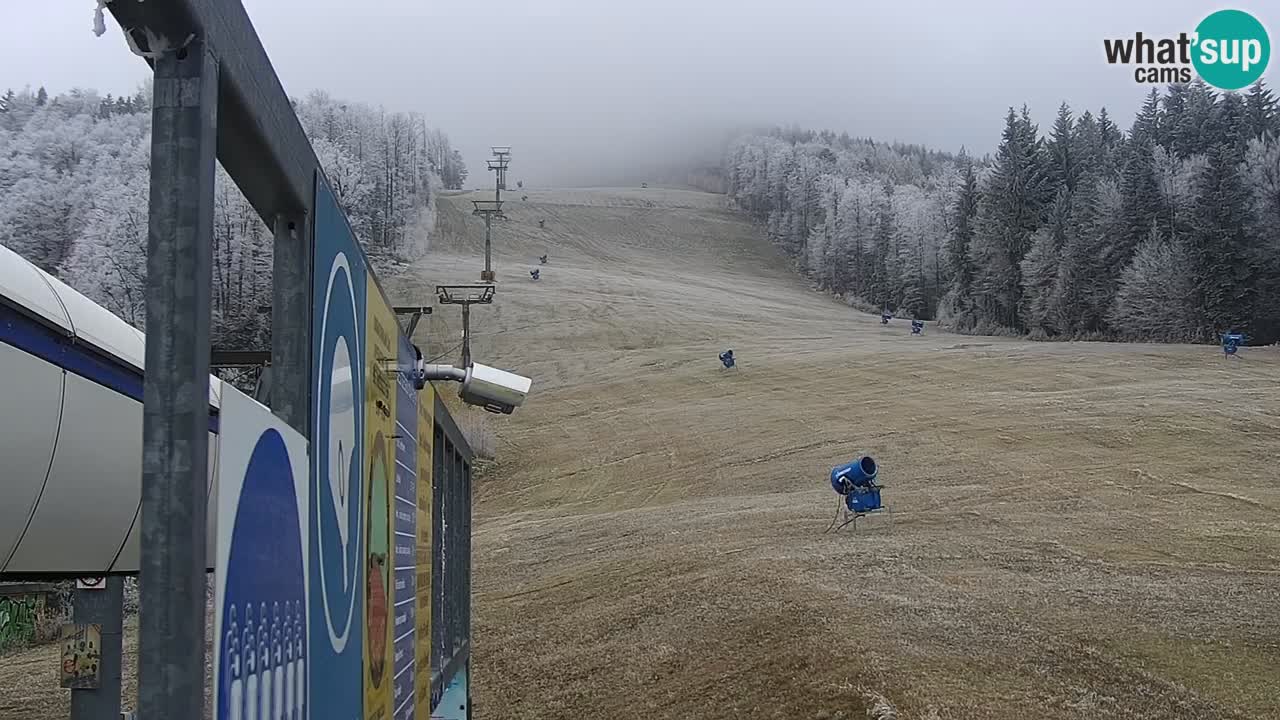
[0, 243, 223, 409]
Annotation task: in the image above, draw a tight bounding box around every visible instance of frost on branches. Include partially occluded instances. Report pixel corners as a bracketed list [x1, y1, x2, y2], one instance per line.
[725, 80, 1280, 344]
[0, 84, 461, 349]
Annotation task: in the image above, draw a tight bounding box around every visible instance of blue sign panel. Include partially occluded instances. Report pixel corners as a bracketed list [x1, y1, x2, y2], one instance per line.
[213, 389, 309, 720]
[391, 337, 418, 719]
[310, 173, 368, 720]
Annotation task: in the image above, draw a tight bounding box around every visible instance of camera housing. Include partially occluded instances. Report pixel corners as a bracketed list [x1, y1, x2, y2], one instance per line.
[459, 362, 532, 415]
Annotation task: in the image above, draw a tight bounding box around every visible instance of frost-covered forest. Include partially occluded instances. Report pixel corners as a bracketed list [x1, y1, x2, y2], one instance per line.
[0, 85, 467, 348]
[727, 80, 1280, 344]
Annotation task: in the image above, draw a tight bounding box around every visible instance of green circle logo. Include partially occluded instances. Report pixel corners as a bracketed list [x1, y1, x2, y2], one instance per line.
[1192, 9, 1270, 90]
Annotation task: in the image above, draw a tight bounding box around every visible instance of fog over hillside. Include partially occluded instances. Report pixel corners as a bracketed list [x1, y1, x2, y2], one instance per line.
[5, 0, 1275, 186]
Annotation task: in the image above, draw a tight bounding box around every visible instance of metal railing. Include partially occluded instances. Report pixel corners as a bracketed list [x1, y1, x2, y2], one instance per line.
[431, 394, 475, 709]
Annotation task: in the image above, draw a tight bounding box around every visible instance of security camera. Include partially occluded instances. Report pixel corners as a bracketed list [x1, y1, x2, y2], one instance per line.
[459, 362, 531, 415]
[408, 348, 532, 415]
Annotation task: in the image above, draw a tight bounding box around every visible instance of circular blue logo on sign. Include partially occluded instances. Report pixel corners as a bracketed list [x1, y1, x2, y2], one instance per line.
[217, 429, 306, 720]
[314, 252, 364, 654]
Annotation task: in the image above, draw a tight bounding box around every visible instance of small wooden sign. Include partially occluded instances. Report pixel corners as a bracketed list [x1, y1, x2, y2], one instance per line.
[59, 623, 102, 689]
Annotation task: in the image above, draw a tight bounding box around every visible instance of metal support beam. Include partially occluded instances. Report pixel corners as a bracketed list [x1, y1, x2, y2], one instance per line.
[483, 214, 493, 281]
[393, 306, 432, 338]
[211, 349, 272, 367]
[461, 304, 472, 369]
[70, 578, 125, 720]
[270, 213, 312, 435]
[137, 39, 218, 720]
[106, 0, 319, 224]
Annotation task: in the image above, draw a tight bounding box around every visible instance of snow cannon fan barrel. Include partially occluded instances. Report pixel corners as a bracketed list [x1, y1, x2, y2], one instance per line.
[830, 456, 877, 495]
[1222, 332, 1244, 355]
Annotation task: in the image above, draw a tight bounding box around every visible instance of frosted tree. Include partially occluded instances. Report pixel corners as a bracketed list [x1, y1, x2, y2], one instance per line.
[1020, 190, 1070, 335]
[940, 155, 979, 328]
[969, 107, 1049, 329]
[1, 84, 461, 349]
[1186, 143, 1261, 340]
[1109, 230, 1193, 341]
[61, 139, 151, 327]
[1151, 146, 1205, 237]
[1047, 103, 1077, 193]
[724, 93, 1278, 343]
[1118, 139, 1161, 257]
[1244, 80, 1278, 140]
[1242, 136, 1280, 338]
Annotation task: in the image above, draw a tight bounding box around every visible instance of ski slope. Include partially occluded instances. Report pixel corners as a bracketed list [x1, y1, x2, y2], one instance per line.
[2, 186, 1275, 719]
[401, 187, 1280, 720]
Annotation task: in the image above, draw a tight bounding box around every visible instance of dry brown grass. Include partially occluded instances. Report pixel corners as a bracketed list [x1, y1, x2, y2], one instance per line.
[398, 188, 1280, 720]
[3, 187, 1276, 719]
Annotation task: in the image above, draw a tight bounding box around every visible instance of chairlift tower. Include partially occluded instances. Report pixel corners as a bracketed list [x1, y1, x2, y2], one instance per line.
[489, 146, 511, 201]
[472, 199, 504, 283]
[436, 284, 495, 369]
[474, 145, 510, 283]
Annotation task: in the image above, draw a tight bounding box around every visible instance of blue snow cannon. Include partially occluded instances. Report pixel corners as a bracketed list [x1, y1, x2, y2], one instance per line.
[881, 311, 892, 325]
[830, 456, 882, 514]
[1222, 332, 1244, 358]
[530, 269, 540, 280]
[911, 319, 924, 335]
[830, 456, 877, 494]
[719, 349, 735, 369]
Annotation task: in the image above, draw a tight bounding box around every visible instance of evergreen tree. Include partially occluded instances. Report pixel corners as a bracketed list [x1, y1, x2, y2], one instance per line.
[1173, 81, 1219, 157]
[1053, 179, 1122, 335]
[1244, 80, 1278, 140]
[1021, 189, 1071, 334]
[1186, 144, 1261, 340]
[1097, 106, 1124, 177]
[1161, 83, 1189, 150]
[1071, 110, 1101, 188]
[722, 93, 1278, 344]
[35, 86, 47, 106]
[1118, 138, 1162, 260]
[1048, 103, 1077, 193]
[943, 156, 979, 325]
[1019, 228, 1059, 335]
[1217, 91, 1248, 163]
[870, 186, 895, 308]
[1109, 229, 1193, 340]
[1129, 89, 1162, 148]
[970, 107, 1049, 329]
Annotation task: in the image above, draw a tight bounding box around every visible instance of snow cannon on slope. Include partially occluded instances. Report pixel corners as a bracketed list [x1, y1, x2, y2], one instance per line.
[825, 455, 890, 532]
[719, 349, 736, 369]
[1222, 332, 1244, 358]
[530, 269, 540, 281]
[911, 319, 924, 335]
[881, 311, 892, 325]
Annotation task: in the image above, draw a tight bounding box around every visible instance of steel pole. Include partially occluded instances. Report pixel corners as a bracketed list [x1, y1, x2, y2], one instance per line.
[69, 578, 125, 720]
[270, 213, 312, 435]
[137, 39, 218, 720]
[484, 214, 492, 276]
[461, 303, 471, 369]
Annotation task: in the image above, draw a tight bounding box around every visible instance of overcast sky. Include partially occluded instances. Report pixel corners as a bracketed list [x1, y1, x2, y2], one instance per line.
[3, 1, 1275, 186]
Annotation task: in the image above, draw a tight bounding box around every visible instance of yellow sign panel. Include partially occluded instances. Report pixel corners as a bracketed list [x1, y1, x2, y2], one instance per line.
[363, 278, 396, 720]
[414, 383, 435, 717]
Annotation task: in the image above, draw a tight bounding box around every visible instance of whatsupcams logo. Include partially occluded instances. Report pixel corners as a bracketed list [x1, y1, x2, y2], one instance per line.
[1104, 9, 1270, 90]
